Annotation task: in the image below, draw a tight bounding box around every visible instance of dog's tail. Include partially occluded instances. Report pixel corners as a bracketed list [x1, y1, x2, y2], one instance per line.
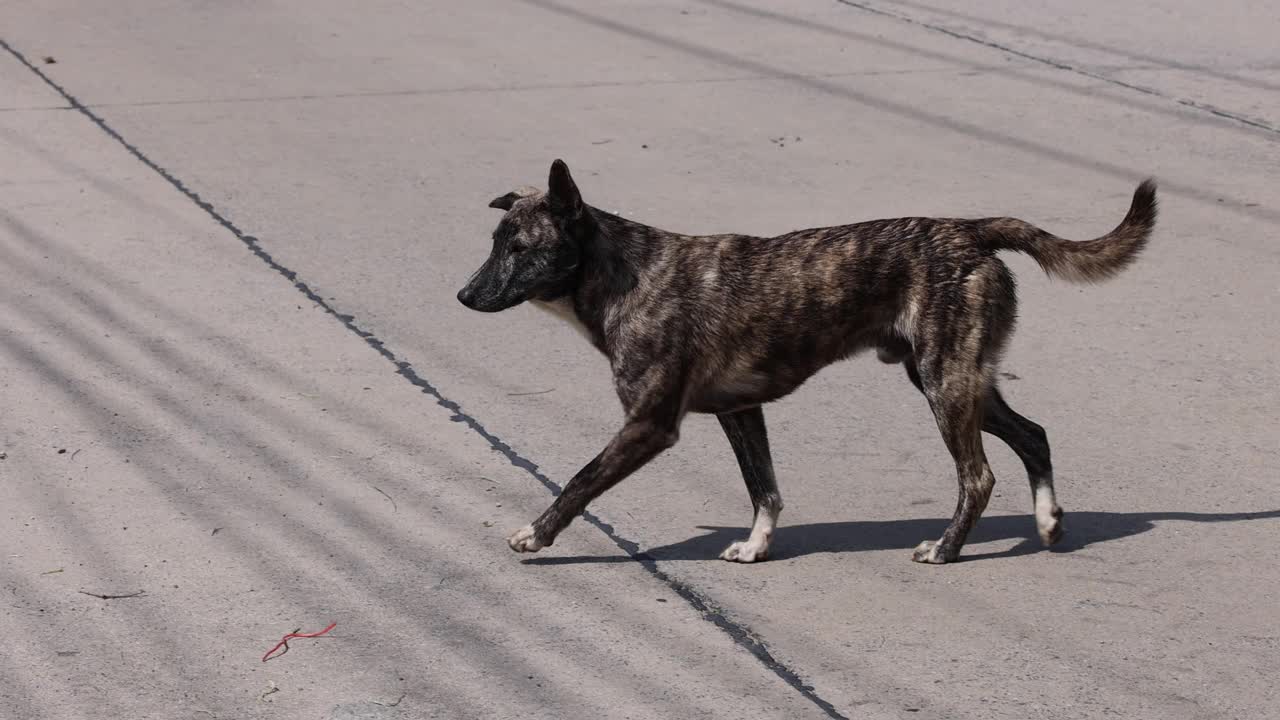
[974, 179, 1157, 283]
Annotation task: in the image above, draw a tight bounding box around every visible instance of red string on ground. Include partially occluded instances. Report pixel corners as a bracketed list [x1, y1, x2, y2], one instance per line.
[261, 622, 337, 662]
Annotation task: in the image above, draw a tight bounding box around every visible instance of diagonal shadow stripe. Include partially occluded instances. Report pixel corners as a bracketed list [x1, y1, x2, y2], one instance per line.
[518, 0, 1280, 241]
[0, 34, 849, 720]
[833, 0, 1280, 135]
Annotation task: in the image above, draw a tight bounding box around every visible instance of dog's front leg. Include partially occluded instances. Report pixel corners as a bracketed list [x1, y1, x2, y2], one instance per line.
[508, 418, 680, 553]
[717, 406, 783, 563]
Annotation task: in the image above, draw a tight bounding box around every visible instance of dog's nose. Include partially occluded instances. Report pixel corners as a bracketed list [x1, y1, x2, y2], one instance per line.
[456, 287, 476, 309]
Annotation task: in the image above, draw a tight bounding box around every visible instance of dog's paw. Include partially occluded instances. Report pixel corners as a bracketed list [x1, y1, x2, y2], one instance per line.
[1038, 506, 1065, 546]
[720, 539, 769, 563]
[507, 524, 545, 553]
[911, 540, 951, 565]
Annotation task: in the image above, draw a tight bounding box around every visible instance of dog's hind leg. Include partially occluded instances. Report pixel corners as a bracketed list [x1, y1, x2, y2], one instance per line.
[983, 388, 1062, 545]
[716, 406, 783, 563]
[906, 363, 1063, 546]
[909, 352, 997, 564]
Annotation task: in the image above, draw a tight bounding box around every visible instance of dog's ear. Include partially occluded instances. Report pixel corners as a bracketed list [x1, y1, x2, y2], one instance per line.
[547, 159, 582, 216]
[488, 186, 540, 210]
[488, 193, 519, 211]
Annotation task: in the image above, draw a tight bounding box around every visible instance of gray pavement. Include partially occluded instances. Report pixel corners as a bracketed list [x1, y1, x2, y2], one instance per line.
[2, 2, 1278, 719]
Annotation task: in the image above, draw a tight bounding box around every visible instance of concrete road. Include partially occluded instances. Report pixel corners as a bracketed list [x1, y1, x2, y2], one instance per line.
[2, 2, 1277, 718]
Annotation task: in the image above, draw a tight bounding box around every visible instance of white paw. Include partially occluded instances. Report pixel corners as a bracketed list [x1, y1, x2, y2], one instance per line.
[1037, 508, 1064, 546]
[1034, 486, 1065, 545]
[507, 524, 545, 553]
[911, 540, 947, 564]
[720, 539, 769, 563]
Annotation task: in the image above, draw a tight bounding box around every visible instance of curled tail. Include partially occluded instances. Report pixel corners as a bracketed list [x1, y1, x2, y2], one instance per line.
[975, 179, 1157, 283]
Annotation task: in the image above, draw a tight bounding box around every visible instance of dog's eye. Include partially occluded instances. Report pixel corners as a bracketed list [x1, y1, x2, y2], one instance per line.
[510, 241, 529, 253]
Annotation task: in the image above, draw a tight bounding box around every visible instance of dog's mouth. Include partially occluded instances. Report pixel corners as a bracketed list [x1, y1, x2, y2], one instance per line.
[456, 286, 526, 313]
[471, 297, 524, 313]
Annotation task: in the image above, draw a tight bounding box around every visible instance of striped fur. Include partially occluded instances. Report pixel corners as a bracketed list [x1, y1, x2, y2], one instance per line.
[458, 161, 1156, 564]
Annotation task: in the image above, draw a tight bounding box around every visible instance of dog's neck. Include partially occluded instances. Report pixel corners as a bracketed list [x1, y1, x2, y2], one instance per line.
[562, 207, 668, 351]
[585, 208, 665, 278]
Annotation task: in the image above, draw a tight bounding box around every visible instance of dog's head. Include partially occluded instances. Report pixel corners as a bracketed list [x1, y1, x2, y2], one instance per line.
[457, 159, 590, 313]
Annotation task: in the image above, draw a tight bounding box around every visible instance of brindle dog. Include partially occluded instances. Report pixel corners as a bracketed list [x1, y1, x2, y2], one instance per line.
[458, 160, 1156, 564]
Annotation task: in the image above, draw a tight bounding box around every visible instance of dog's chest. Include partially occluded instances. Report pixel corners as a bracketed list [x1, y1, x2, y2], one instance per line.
[530, 297, 592, 342]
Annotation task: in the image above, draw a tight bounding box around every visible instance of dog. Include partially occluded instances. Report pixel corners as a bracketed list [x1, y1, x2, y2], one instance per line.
[457, 160, 1155, 564]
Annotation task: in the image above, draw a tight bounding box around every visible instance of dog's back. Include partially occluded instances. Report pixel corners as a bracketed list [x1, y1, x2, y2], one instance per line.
[607, 180, 1154, 414]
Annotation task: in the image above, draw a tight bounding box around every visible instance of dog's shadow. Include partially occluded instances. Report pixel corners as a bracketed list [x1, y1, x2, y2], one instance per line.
[524, 509, 1280, 564]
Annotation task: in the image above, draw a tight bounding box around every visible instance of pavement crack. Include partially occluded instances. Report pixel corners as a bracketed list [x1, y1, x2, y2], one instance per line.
[0, 34, 848, 720]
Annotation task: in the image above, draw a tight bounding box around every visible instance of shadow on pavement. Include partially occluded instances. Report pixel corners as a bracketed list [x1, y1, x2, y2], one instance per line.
[525, 509, 1280, 564]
